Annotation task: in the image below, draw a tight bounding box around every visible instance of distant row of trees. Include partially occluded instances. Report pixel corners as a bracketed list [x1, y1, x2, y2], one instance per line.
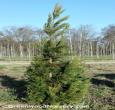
[0, 25, 115, 60]
[68, 25, 115, 60]
[0, 26, 43, 59]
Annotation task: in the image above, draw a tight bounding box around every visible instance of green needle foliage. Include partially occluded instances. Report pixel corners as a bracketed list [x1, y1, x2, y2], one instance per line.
[25, 3, 89, 105]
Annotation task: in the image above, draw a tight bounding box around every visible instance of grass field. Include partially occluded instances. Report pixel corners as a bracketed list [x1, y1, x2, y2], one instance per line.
[85, 63, 115, 110]
[82, 55, 114, 60]
[0, 55, 115, 61]
[0, 62, 115, 110]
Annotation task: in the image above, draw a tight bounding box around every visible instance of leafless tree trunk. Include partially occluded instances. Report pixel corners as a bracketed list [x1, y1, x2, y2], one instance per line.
[69, 30, 73, 59]
[90, 41, 93, 57]
[79, 32, 82, 57]
[96, 43, 99, 59]
[19, 44, 23, 58]
[28, 43, 31, 60]
[112, 43, 115, 60]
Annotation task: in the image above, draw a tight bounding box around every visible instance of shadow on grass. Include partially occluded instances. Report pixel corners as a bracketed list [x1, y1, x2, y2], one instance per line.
[0, 75, 27, 102]
[94, 73, 115, 80]
[91, 73, 115, 88]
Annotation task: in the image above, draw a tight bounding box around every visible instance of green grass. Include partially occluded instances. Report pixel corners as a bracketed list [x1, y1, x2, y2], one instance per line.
[82, 55, 114, 60]
[0, 65, 5, 69]
[0, 56, 33, 61]
[0, 55, 115, 61]
[0, 89, 17, 103]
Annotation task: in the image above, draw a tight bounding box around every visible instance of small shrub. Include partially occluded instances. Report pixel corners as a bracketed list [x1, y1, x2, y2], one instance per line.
[0, 89, 17, 102]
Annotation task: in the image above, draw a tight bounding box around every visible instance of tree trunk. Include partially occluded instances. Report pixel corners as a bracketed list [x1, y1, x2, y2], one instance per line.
[90, 41, 93, 57]
[69, 30, 73, 60]
[96, 43, 99, 59]
[20, 44, 23, 58]
[79, 33, 82, 57]
[112, 43, 115, 60]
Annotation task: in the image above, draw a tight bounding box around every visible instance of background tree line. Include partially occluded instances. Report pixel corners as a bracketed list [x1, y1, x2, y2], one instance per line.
[0, 24, 115, 60]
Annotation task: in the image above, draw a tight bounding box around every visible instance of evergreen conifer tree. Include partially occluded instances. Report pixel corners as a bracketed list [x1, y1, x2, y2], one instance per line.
[25, 4, 89, 105]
